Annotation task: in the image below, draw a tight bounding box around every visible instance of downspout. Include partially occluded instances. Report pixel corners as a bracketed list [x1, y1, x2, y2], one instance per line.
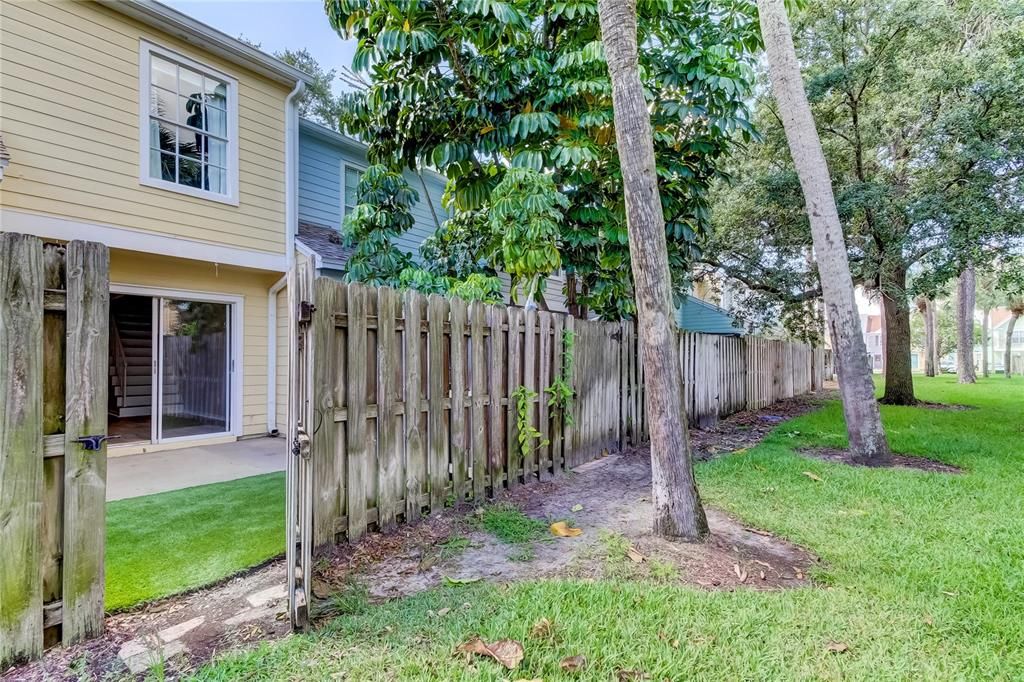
[267, 80, 305, 435]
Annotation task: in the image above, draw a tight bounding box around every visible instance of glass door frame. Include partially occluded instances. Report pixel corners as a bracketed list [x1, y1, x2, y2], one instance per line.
[110, 283, 243, 445]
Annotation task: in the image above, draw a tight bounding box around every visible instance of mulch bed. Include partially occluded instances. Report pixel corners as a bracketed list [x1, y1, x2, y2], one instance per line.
[799, 447, 962, 474]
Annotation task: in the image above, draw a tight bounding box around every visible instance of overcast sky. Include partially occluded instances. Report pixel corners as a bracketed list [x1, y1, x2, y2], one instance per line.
[164, 0, 357, 91]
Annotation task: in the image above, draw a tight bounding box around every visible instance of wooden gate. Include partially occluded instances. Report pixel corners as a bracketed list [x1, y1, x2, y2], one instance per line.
[0, 233, 110, 667]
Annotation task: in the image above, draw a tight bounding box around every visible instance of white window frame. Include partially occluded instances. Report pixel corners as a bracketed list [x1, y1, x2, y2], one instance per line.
[138, 40, 240, 205]
[340, 160, 367, 222]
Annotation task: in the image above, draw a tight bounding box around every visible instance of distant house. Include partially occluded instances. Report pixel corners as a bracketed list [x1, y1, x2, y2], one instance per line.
[676, 295, 743, 335]
[985, 307, 1024, 373]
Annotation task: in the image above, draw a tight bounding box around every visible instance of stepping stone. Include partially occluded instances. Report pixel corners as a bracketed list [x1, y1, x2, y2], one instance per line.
[224, 605, 277, 626]
[158, 615, 206, 643]
[246, 583, 287, 607]
[121, 639, 186, 675]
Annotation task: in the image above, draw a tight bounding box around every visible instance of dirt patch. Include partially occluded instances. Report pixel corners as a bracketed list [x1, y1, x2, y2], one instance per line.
[799, 447, 962, 473]
[689, 390, 838, 461]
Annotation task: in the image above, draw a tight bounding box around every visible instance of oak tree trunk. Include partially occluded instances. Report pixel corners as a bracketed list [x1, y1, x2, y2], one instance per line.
[599, 0, 708, 539]
[922, 299, 936, 377]
[757, 0, 890, 463]
[880, 266, 916, 405]
[957, 264, 977, 383]
[1006, 314, 1019, 378]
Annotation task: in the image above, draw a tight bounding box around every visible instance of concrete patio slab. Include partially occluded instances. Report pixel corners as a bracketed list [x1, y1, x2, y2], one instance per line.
[107, 437, 287, 501]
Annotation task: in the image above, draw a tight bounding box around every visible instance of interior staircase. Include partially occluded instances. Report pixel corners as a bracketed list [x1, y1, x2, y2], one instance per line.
[109, 302, 153, 419]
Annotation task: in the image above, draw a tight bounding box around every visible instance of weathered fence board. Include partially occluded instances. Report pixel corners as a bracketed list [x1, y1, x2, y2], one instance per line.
[299, 277, 832, 554]
[1, 234, 109, 668]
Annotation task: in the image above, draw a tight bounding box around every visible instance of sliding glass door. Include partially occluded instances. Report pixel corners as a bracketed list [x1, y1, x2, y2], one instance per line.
[156, 297, 232, 441]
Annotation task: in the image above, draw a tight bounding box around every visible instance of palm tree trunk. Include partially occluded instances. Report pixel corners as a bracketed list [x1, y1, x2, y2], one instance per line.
[598, 0, 707, 540]
[981, 308, 989, 377]
[757, 0, 890, 463]
[1006, 314, 1020, 378]
[922, 299, 936, 377]
[957, 264, 977, 383]
[930, 299, 942, 373]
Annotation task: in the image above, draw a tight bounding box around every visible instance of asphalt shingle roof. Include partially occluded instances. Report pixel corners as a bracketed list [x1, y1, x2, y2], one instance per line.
[296, 221, 353, 271]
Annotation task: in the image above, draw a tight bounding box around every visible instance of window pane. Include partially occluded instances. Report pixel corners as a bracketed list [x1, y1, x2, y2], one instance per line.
[204, 77, 229, 109]
[179, 128, 203, 160]
[179, 65, 204, 100]
[150, 150, 177, 183]
[207, 138, 227, 167]
[344, 167, 362, 210]
[205, 165, 227, 194]
[151, 55, 177, 92]
[180, 96, 205, 131]
[150, 120, 177, 153]
[179, 157, 202, 188]
[150, 86, 176, 120]
[205, 106, 227, 137]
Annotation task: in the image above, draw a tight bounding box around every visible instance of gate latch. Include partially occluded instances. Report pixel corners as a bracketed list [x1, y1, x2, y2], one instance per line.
[298, 300, 316, 324]
[74, 434, 118, 451]
[292, 428, 311, 460]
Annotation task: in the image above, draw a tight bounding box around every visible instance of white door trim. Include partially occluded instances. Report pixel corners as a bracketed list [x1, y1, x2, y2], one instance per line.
[111, 283, 244, 439]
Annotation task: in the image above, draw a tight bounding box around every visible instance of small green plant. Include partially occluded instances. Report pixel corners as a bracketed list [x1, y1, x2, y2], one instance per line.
[475, 503, 547, 544]
[316, 580, 371, 620]
[512, 385, 549, 460]
[598, 530, 631, 561]
[439, 535, 472, 560]
[649, 559, 679, 582]
[508, 545, 536, 562]
[545, 328, 576, 426]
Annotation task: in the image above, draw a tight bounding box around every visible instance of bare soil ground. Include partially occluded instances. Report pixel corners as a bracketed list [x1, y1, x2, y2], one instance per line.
[6, 393, 831, 681]
[799, 447, 962, 473]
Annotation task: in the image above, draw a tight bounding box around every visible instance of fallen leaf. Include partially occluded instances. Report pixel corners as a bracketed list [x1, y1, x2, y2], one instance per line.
[530, 618, 554, 639]
[743, 527, 774, 537]
[560, 654, 586, 672]
[825, 641, 850, 654]
[571, 504, 584, 512]
[444, 576, 482, 585]
[759, 570, 766, 581]
[436, 607, 451, 617]
[616, 670, 650, 681]
[941, 590, 958, 597]
[802, 471, 823, 482]
[455, 637, 525, 669]
[733, 563, 748, 583]
[671, 639, 680, 649]
[550, 521, 583, 537]
[627, 546, 646, 563]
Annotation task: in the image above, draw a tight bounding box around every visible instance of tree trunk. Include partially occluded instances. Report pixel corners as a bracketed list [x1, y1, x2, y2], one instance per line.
[981, 308, 989, 378]
[930, 299, 941, 374]
[757, 0, 889, 463]
[921, 299, 936, 377]
[599, 0, 708, 540]
[956, 264, 977, 383]
[1006, 314, 1019, 378]
[879, 266, 916, 405]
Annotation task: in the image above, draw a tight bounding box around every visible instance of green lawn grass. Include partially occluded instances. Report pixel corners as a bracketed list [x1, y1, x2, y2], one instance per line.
[191, 377, 1024, 680]
[106, 472, 284, 611]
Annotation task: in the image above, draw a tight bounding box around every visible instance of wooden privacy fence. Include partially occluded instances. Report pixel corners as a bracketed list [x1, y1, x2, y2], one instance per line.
[301, 278, 831, 548]
[0, 234, 109, 668]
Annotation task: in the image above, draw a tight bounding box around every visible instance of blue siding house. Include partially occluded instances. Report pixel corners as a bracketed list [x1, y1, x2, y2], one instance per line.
[295, 118, 568, 311]
[676, 295, 743, 335]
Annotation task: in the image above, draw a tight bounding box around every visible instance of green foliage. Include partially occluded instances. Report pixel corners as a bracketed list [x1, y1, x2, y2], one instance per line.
[511, 385, 548, 461]
[397, 267, 502, 304]
[275, 48, 343, 130]
[342, 165, 419, 285]
[474, 503, 547, 544]
[545, 329, 575, 426]
[488, 168, 566, 306]
[325, 0, 761, 319]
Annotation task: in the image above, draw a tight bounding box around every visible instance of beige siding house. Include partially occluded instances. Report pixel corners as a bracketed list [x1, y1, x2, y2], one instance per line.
[0, 0, 309, 454]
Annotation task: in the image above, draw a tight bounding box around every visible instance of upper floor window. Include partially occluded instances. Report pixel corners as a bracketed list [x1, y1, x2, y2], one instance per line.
[1013, 330, 1023, 345]
[342, 163, 364, 218]
[139, 42, 238, 204]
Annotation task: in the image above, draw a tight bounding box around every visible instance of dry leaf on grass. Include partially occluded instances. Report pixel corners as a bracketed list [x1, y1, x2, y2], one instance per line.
[627, 546, 646, 563]
[455, 637, 525, 669]
[444, 576, 482, 585]
[733, 563, 748, 583]
[616, 670, 650, 681]
[825, 641, 850, 654]
[802, 471, 823, 482]
[560, 654, 586, 672]
[550, 521, 583, 537]
[530, 618, 554, 639]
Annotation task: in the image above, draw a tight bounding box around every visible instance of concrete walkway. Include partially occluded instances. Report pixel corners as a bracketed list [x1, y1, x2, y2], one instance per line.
[107, 437, 287, 501]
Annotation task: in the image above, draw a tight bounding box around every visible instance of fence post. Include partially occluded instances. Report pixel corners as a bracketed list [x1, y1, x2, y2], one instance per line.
[0, 233, 45, 667]
[61, 240, 109, 646]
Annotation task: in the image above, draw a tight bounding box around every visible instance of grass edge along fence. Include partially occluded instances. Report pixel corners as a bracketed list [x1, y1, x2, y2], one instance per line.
[302, 278, 830, 547]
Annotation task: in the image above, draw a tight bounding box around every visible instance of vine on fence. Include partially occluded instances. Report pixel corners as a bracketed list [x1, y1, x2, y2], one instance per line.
[545, 329, 576, 426]
[511, 385, 548, 460]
